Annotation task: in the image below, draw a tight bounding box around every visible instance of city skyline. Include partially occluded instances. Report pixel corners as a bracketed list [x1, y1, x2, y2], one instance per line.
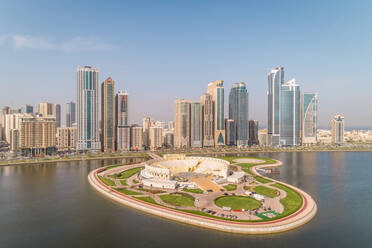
[1, 1, 372, 128]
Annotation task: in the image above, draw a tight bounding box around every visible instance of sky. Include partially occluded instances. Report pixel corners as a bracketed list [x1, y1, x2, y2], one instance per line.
[1, 0, 372, 128]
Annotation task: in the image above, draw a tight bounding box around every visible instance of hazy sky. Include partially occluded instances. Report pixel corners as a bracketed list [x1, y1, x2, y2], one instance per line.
[1, 0, 372, 128]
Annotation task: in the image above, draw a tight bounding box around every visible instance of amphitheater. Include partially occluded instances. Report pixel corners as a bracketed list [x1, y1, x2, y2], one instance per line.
[140, 154, 230, 190]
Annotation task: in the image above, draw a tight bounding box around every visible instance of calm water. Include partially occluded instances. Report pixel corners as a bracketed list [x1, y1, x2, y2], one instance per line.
[1, 152, 372, 248]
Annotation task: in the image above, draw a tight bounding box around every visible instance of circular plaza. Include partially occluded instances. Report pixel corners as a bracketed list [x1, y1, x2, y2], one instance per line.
[88, 154, 317, 234]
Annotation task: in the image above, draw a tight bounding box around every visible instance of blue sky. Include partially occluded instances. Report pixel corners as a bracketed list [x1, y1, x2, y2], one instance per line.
[1, 0, 372, 128]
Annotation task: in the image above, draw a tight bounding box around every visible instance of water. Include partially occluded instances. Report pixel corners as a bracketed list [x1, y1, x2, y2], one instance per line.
[1, 152, 371, 247]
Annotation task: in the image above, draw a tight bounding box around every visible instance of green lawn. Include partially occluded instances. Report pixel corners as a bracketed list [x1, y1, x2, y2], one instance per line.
[223, 184, 238, 191]
[115, 188, 144, 195]
[183, 188, 204, 194]
[271, 183, 303, 218]
[214, 196, 262, 211]
[98, 176, 116, 186]
[254, 176, 272, 184]
[253, 185, 279, 198]
[135, 187, 166, 194]
[109, 167, 144, 179]
[159, 193, 195, 207]
[134, 196, 163, 206]
[119, 179, 127, 186]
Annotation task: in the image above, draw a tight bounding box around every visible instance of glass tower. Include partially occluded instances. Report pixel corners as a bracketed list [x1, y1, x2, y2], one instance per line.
[101, 77, 115, 152]
[301, 93, 318, 144]
[66, 102, 76, 127]
[229, 82, 249, 147]
[116, 91, 130, 151]
[76, 66, 100, 151]
[190, 101, 203, 148]
[207, 80, 225, 146]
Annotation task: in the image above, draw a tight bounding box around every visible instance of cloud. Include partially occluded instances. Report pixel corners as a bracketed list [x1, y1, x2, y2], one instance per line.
[1, 34, 114, 51]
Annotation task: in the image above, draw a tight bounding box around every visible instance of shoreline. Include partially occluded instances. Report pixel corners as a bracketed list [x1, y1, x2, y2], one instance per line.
[88, 158, 317, 234]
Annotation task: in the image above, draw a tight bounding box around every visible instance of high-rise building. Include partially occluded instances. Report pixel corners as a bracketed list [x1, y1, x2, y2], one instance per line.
[142, 117, 152, 148]
[19, 116, 56, 156]
[258, 129, 268, 146]
[229, 82, 249, 147]
[164, 130, 174, 148]
[101, 77, 115, 152]
[332, 115, 344, 145]
[130, 124, 143, 150]
[55, 104, 61, 128]
[190, 101, 203, 148]
[280, 79, 301, 146]
[267, 67, 284, 146]
[225, 119, 236, 146]
[301, 93, 318, 144]
[149, 126, 163, 150]
[9, 108, 22, 114]
[22, 104, 34, 114]
[10, 129, 19, 152]
[56, 126, 77, 151]
[200, 93, 214, 147]
[168, 121, 174, 130]
[248, 120, 259, 146]
[66, 102, 76, 127]
[174, 99, 191, 148]
[207, 80, 225, 146]
[116, 91, 130, 151]
[76, 66, 100, 151]
[1, 107, 10, 141]
[5, 113, 24, 143]
[38, 102, 54, 117]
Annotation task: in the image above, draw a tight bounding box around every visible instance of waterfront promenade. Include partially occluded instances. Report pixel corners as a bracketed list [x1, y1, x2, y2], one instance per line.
[88, 158, 317, 234]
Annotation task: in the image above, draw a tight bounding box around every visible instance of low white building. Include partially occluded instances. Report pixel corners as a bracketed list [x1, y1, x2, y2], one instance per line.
[142, 179, 177, 189]
[227, 172, 246, 184]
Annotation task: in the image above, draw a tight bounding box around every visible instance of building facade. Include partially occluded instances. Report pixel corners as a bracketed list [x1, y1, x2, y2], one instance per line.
[56, 127, 77, 151]
[1, 106, 10, 141]
[208, 80, 225, 146]
[229, 82, 249, 147]
[55, 104, 61, 128]
[200, 93, 214, 147]
[19, 116, 56, 156]
[38, 102, 54, 117]
[301, 93, 318, 144]
[101, 77, 115, 152]
[190, 101, 203, 148]
[76, 66, 100, 151]
[149, 126, 163, 150]
[22, 104, 34, 114]
[10, 129, 19, 152]
[332, 115, 344, 145]
[280, 79, 301, 146]
[142, 117, 152, 148]
[130, 124, 143, 150]
[116, 91, 130, 151]
[248, 120, 259, 146]
[174, 99, 191, 148]
[66, 102, 76, 127]
[225, 119, 236, 146]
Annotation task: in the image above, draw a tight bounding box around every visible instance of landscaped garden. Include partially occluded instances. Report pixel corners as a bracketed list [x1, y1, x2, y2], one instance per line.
[159, 193, 195, 207]
[214, 196, 262, 211]
[253, 186, 279, 198]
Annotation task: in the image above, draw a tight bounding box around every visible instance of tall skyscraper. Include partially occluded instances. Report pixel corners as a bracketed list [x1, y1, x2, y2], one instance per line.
[116, 91, 130, 151]
[55, 104, 61, 128]
[248, 120, 259, 146]
[229, 82, 249, 147]
[280, 79, 301, 146]
[1, 106, 10, 141]
[267, 67, 284, 146]
[66, 102, 76, 127]
[38, 102, 53, 117]
[190, 101, 203, 148]
[174, 99, 191, 148]
[168, 121, 174, 130]
[101, 77, 115, 152]
[200, 93, 214, 147]
[22, 104, 34, 114]
[332, 115, 344, 145]
[301, 93, 318, 144]
[142, 117, 152, 148]
[76, 66, 100, 151]
[149, 126, 163, 150]
[207, 80, 225, 146]
[225, 119, 235, 146]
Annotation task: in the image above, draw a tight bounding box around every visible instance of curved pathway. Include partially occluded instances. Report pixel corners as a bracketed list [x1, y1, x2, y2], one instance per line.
[88, 159, 317, 234]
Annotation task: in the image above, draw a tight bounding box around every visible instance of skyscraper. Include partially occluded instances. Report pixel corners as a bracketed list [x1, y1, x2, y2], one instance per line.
[190, 101, 203, 148]
[200, 93, 214, 147]
[225, 119, 235, 146]
[76, 66, 100, 151]
[280, 79, 301, 146]
[101, 77, 115, 152]
[66, 102, 76, 127]
[267, 67, 284, 146]
[116, 91, 130, 151]
[130, 124, 143, 150]
[301, 93, 318, 144]
[248, 120, 259, 146]
[174, 99, 191, 148]
[229, 82, 249, 147]
[142, 117, 152, 148]
[55, 104, 61, 128]
[149, 126, 163, 150]
[332, 115, 344, 145]
[1, 106, 9, 141]
[207, 80, 225, 146]
[38, 102, 53, 117]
